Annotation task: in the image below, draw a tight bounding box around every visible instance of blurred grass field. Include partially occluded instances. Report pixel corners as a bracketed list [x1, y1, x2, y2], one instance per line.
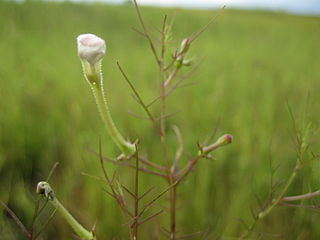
[0, 1, 320, 239]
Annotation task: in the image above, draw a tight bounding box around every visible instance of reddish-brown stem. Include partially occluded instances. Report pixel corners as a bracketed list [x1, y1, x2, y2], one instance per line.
[177, 155, 202, 184]
[133, 0, 161, 66]
[132, 146, 140, 240]
[139, 156, 167, 172]
[0, 200, 31, 239]
[170, 184, 177, 240]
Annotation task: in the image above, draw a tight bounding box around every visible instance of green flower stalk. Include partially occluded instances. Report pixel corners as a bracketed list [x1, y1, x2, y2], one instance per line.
[77, 33, 136, 157]
[36, 181, 95, 240]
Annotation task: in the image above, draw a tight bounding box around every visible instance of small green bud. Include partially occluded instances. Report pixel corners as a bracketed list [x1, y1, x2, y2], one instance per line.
[182, 58, 193, 66]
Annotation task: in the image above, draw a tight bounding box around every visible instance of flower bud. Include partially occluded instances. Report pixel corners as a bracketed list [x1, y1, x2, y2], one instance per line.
[201, 134, 233, 154]
[77, 34, 106, 65]
[37, 181, 55, 200]
[182, 58, 193, 66]
[215, 134, 233, 147]
[179, 38, 191, 55]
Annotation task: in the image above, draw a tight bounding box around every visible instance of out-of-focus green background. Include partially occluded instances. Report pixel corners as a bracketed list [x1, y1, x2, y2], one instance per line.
[1, 1, 320, 239]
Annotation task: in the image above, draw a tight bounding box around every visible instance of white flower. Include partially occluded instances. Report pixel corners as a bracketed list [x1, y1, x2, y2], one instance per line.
[77, 33, 106, 65]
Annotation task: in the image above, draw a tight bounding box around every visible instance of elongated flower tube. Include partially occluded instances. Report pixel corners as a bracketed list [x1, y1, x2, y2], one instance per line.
[77, 34, 136, 157]
[36, 182, 96, 240]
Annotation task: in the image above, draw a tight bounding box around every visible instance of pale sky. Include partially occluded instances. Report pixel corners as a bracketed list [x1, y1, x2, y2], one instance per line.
[53, 0, 320, 15]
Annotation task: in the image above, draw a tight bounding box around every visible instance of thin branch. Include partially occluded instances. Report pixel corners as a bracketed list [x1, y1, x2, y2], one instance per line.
[0, 199, 31, 238]
[176, 155, 201, 184]
[103, 156, 167, 178]
[127, 111, 150, 120]
[122, 185, 137, 199]
[46, 162, 60, 181]
[156, 110, 181, 121]
[139, 182, 177, 217]
[102, 188, 117, 200]
[131, 26, 147, 38]
[133, 0, 161, 65]
[282, 190, 320, 202]
[81, 172, 105, 182]
[189, 6, 225, 43]
[87, 147, 167, 178]
[33, 209, 57, 240]
[117, 62, 162, 136]
[146, 95, 161, 108]
[172, 125, 184, 174]
[164, 68, 179, 88]
[138, 186, 155, 201]
[132, 144, 140, 239]
[161, 15, 168, 60]
[204, 119, 220, 146]
[139, 156, 167, 172]
[98, 140, 132, 217]
[138, 210, 163, 226]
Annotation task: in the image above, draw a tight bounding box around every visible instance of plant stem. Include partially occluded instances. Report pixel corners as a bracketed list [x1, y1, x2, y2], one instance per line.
[51, 198, 94, 240]
[240, 162, 301, 239]
[281, 190, 320, 201]
[132, 147, 140, 240]
[36, 182, 95, 240]
[258, 166, 299, 219]
[84, 61, 136, 157]
[170, 185, 177, 240]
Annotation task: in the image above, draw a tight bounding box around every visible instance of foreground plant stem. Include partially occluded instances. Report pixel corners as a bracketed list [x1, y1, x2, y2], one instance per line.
[240, 163, 301, 239]
[36, 182, 96, 240]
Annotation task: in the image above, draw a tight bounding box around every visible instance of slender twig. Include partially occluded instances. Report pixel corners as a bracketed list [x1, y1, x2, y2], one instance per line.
[139, 156, 167, 172]
[33, 209, 57, 240]
[282, 190, 320, 202]
[81, 172, 105, 182]
[127, 111, 150, 120]
[46, 162, 60, 181]
[99, 140, 132, 218]
[87, 147, 167, 178]
[172, 125, 184, 175]
[30, 198, 41, 238]
[132, 144, 140, 240]
[161, 15, 168, 60]
[117, 62, 162, 136]
[138, 186, 155, 201]
[170, 185, 177, 240]
[189, 6, 225, 43]
[241, 120, 306, 240]
[164, 68, 179, 88]
[133, 0, 161, 65]
[103, 157, 167, 178]
[138, 210, 163, 226]
[122, 185, 137, 199]
[139, 182, 177, 218]
[176, 155, 202, 184]
[0, 200, 31, 238]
